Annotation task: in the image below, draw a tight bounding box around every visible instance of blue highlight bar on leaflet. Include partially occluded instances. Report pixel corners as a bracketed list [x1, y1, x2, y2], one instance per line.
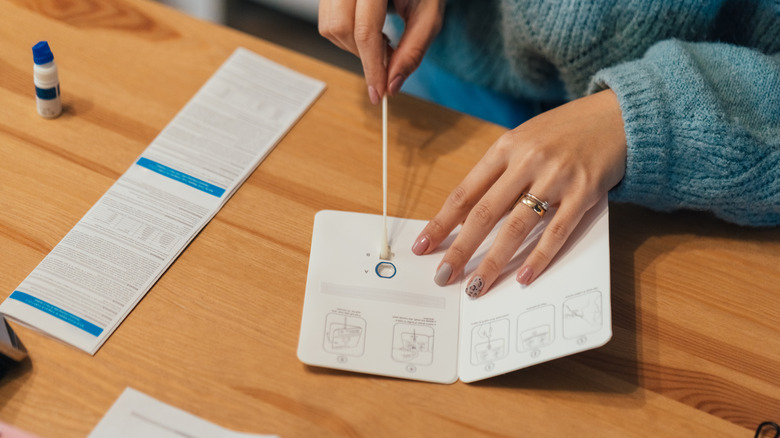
[136, 157, 226, 197]
[10, 291, 104, 336]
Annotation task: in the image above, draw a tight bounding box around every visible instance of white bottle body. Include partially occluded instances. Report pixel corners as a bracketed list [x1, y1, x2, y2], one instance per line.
[34, 60, 62, 118]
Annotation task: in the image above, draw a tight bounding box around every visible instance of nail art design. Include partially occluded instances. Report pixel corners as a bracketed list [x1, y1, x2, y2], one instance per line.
[466, 276, 484, 298]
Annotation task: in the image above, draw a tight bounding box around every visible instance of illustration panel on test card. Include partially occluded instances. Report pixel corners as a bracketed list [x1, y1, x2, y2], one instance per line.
[298, 211, 461, 384]
[392, 323, 435, 365]
[323, 313, 366, 356]
[457, 197, 612, 383]
[471, 318, 510, 365]
[517, 305, 555, 353]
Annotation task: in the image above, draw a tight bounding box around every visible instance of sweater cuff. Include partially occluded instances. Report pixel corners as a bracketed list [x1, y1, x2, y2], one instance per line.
[588, 58, 674, 208]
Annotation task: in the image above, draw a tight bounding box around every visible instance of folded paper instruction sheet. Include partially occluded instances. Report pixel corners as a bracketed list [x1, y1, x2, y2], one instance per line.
[89, 387, 278, 438]
[0, 48, 325, 354]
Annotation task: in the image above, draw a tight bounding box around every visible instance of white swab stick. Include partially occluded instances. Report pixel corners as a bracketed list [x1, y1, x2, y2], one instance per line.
[380, 93, 390, 260]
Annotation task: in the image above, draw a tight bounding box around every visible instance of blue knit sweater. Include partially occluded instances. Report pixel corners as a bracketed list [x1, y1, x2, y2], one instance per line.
[423, 0, 780, 226]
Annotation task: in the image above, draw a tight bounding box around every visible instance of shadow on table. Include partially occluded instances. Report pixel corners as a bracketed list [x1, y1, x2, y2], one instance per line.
[379, 93, 479, 221]
[0, 355, 33, 412]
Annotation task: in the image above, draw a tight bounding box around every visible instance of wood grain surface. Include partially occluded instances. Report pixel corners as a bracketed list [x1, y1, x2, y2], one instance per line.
[0, 0, 778, 436]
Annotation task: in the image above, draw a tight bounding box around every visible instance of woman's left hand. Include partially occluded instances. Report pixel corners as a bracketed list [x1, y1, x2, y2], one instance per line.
[411, 89, 628, 298]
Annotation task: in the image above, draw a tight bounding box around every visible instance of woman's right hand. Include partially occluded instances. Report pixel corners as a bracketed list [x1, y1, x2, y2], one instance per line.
[318, 0, 446, 104]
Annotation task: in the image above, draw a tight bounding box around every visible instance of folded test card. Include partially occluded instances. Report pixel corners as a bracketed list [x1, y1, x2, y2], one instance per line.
[298, 197, 611, 383]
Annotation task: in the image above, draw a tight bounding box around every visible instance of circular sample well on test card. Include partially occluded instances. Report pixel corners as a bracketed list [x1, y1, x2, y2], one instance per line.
[375, 262, 396, 278]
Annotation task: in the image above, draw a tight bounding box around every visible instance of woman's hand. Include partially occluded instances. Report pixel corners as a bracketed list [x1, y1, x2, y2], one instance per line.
[318, 0, 445, 104]
[411, 90, 628, 297]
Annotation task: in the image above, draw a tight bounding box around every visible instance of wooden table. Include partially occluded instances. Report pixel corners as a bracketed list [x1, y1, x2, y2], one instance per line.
[1, 1, 778, 436]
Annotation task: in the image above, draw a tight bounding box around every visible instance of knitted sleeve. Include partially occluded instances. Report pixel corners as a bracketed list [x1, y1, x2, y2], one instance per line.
[590, 40, 780, 226]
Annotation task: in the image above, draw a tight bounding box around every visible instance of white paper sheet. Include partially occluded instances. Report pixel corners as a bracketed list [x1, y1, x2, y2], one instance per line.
[298, 197, 611, 383]
[89, 387, 278, 438]
[0, 421, 42, 438]
[0, 48, 325, 354]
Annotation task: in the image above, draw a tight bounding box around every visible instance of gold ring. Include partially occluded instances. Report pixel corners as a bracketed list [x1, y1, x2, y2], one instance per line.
[517, 193, 549, 218]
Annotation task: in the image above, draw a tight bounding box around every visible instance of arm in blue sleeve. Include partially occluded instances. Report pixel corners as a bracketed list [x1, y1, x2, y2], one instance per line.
[590, 40, 780, 226]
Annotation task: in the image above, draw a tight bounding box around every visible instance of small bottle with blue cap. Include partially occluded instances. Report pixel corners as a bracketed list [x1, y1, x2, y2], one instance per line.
[32, 41, 62, 118]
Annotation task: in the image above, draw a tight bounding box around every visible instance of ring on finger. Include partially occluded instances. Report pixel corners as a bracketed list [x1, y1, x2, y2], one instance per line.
[516, 192, 549, 218]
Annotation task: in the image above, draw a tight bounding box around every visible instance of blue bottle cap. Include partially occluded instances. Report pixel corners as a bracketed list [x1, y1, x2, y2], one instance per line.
[32, 41, 54, 65]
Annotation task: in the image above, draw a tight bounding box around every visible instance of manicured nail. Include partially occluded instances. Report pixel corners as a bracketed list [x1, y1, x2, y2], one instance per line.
[388, 75, 404, 95]
[412, 235, 430, 255]
[517, 266, 534, 285]
[368, 85, 380, 105]
[434, 262, 452, 286]
[465, 276, 484, 298]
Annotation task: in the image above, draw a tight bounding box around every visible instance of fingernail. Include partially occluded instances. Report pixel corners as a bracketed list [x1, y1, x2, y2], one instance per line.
[465, 276, 484, 298]
[517, 266, 534, 285]
[368, 85, 380, 105]
[412, 235, 430, 255]
[434, 262, 452, 286]
[388, 75, 404, 95]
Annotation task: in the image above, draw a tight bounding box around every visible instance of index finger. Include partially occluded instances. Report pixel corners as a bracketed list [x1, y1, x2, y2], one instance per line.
[411, 145, 507, 256]
[354, 1, 390, 102]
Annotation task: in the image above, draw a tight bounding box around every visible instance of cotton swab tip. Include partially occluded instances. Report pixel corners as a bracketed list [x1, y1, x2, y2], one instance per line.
[380, 235, 391, 260]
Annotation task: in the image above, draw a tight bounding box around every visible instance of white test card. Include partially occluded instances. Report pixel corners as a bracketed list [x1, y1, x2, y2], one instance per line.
[298, 197, 611, 384]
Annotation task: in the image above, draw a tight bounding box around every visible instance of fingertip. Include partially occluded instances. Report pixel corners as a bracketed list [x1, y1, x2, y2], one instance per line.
[364, 68, 388, 104]
[388, 74, 405, 96]
[368, 85, 381, 105]
[412, 234, 430, 255]
[516, 265, 534, 286]
[433, 262, 452, 286]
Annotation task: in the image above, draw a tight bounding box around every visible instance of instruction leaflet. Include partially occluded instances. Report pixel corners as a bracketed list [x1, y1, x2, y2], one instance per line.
[0, 48, 325, 354]
[297, 197, 611, 383]
[89, 387, 279, 438]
